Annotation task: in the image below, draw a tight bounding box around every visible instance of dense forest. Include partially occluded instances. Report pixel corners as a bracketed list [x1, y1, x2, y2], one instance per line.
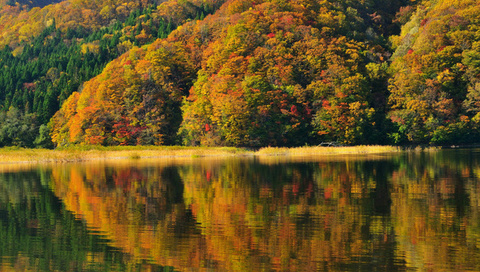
[0, 0, 479, 147]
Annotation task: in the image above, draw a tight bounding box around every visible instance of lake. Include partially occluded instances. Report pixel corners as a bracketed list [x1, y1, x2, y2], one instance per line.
[1, 149, 480, 271]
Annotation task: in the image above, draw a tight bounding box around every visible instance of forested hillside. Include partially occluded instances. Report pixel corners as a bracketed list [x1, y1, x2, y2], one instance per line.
[388, 0, 480, 145]
[0, 0, 222, 147]
[1, 0, 479, 147]
[50, 0, 412, 147]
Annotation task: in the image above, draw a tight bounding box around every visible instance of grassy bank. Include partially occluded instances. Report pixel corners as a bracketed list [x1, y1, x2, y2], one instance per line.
[0, 145, 422, 164]
[256, 145, 403, 156]
[0, 146, 249, 164]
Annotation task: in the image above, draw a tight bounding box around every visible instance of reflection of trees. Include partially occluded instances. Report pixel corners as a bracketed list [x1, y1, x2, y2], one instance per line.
[43, 149, 480, 271]
[50, 162, 205, 270]
[180, 158, 403, 271]
[389, 150, 480, 271]
[0, 168, 146, 272]
[48, 158, 404, 271]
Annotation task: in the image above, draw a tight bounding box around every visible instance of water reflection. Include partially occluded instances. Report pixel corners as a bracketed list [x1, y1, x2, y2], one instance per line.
[0, 165, 173, 271]
[1, 150, 480, 271]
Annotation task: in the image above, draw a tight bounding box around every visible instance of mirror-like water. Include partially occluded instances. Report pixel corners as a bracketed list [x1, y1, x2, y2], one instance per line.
[1, 149, 480, 271]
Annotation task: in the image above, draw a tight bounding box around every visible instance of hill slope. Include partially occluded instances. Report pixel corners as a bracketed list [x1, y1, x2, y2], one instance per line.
[51, 0, 409, 147]
[0, 0, 223, 147]
[4, 0, 480, 147]
[388, 0, 480, 144]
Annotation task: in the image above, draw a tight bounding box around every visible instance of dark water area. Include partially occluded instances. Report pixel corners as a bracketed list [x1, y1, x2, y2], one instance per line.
[1, 149, 480, 271]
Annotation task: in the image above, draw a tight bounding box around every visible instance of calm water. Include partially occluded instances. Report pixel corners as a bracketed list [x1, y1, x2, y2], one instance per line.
[1, 149, 480, 271]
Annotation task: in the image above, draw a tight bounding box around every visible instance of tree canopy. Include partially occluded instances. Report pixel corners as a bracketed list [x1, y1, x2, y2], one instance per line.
[3, 0, 480, 147]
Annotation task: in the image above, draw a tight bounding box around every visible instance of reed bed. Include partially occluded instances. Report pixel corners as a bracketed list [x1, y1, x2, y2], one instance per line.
[0, 146, 249, 164]
[255, 145, 402, 156]
[0, 145, 437, 164]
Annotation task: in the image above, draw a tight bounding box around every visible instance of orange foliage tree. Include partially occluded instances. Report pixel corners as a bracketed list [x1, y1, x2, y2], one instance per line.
[50, 40, 195, 146]
[178, 0, 384, 146]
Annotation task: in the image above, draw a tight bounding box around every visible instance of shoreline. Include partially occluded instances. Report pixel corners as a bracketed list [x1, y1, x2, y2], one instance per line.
[0, 145, 438, 164]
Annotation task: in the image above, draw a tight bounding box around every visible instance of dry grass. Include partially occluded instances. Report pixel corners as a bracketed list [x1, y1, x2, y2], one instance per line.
[0, 145, 437, 164]
[255, 145, 403, 156]
[0, 146, 250, 164]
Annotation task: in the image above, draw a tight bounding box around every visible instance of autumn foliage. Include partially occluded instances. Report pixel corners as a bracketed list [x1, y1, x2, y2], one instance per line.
[177, 0, 388, 146]
[388, 0, 480, 144]
[51, 0, 396, 147]
[5, 0, 480, 147]
[51, 40, 195, 146]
